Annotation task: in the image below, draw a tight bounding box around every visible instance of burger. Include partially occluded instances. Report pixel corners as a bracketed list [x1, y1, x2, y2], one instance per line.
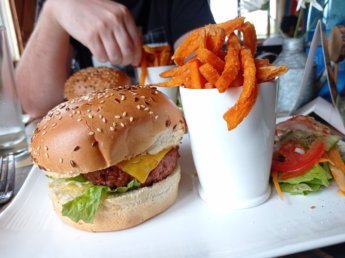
[31, 86, 186, 232]
[64, 67, 132, 100]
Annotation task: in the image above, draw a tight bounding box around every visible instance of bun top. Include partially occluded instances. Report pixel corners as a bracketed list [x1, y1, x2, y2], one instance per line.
[64, 67, 132, 100]
[31, 86, 185, 177]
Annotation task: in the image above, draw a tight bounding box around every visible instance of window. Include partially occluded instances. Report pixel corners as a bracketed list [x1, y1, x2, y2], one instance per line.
[210, 0, 279, 40]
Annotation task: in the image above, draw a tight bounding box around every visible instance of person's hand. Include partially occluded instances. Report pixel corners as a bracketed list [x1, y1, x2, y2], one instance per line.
[45, 0, 142, 66]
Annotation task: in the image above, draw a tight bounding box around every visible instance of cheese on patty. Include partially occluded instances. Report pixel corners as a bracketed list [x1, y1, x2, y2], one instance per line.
[117, 148, 172, 183]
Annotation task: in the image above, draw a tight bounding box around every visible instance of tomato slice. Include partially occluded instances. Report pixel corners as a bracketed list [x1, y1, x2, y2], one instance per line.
[272, 140, 325, 180]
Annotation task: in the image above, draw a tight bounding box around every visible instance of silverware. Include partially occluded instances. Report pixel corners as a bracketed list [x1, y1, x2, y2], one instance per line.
[0, 154, 15, 204]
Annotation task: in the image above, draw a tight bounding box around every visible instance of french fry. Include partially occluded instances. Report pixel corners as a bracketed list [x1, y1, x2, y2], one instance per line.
[229, 73, 244, 87]
[196, 48, 225, 72]
[218, 16, 245, 35]
[215, 34, 241, 92]
[155, 76, 185, 87]
[255, 58, 271, 67]
[173, 29, 201, 65]
[199, 63, 220, 84]
[139, 51, 148, 85]
[257, 65, 288, 82]
[204, 24, 226, 53]
[188, 59, 205, 89]
[223, 48, 257, 130]
[204, 82, 216, 89]
[239, 22, 257, 56]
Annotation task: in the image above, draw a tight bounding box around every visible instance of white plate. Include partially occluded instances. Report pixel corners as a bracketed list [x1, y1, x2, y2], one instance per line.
[1, 135, 345, 258]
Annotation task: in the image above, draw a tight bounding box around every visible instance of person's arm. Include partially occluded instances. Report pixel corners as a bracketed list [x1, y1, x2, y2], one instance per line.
[16, 0, 142, 119]
[15, 1, 71, 119]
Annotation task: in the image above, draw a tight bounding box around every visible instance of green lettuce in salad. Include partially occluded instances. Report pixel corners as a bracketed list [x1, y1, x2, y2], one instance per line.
[278, 163, 332, 195]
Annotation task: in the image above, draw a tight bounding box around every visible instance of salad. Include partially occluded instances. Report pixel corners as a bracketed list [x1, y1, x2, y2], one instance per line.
[271, 115, 345, 196]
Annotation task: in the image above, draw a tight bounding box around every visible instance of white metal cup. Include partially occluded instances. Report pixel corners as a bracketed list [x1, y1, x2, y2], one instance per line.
[0, 26, 28, 156]
[180, 81, 277, 209]
[135, 65, 178, 103]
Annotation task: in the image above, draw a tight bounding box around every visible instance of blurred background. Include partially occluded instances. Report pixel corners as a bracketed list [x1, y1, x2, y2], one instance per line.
[0, 0, 345, 113]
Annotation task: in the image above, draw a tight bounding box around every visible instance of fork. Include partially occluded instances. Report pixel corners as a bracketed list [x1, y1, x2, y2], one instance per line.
[0, 155, 15, 204]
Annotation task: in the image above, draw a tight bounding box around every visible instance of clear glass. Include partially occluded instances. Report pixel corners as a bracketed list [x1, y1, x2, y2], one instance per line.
[0, 26, 28, 156]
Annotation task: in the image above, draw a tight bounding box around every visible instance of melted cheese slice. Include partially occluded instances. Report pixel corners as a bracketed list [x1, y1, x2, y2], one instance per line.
[117, 148, 172, 184]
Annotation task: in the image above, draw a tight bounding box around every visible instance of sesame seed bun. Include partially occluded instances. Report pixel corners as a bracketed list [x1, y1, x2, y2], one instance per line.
[64, 67, 132, 100]
[30, 86, 185, 232]
[31, 86, 185, 177]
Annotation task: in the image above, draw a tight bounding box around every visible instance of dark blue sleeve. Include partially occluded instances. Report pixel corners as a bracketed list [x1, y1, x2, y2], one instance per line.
[169, 0, 215, 44]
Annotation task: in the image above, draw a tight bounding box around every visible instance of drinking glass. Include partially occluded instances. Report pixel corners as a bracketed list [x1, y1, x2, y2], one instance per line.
[0, 26, 28, 156]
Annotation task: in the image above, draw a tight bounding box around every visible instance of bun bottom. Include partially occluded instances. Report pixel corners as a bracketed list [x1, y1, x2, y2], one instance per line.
[50, 164, 181, 232]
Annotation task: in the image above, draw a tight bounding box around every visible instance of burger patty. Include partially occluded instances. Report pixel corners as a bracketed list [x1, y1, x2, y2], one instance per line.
[83, 148, 179, 188]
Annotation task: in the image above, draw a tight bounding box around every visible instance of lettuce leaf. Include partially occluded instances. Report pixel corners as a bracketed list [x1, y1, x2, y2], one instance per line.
[278, 164, 332, 195]
[61, 179, 140, 223]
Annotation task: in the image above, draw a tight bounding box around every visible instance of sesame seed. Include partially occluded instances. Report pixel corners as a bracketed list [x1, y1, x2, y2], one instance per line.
[59, 158, 63, 164]
[42, 131, 47, 135]
[137, 105, 141, 110]
[51, 123, 57, 127]
[120, 122, 125, 127]
[122, 112, 127, 117]
[129, 117, 134, 122]
[44, 146, 48, 151]
[115, 115, 121, 119]
[88, 114, 93, 119]
[96, 128, 103, 133]
[155, 115, 159, 120]
[110, 126, 115, 131]
[102, 117, 107, 123]
[77, 118, 82, 122]
[88, 131, 95, 136]
[121, 95, 126, 101]
[70, 160, 77, 167]
[45, 153, 49, 159]
[149, 111, 154, 115]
